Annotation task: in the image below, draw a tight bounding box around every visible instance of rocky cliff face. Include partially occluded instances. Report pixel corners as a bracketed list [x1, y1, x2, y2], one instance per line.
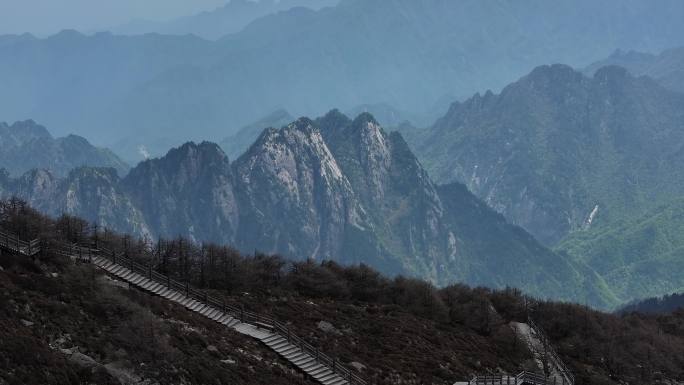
[5, 167, 150, 238]
[123, 142, 238, 244]
[232, 117, 379, 266]
[0, 120, 129, 177]
[319, 112, 455, 280]
[0, 112, 610, 307]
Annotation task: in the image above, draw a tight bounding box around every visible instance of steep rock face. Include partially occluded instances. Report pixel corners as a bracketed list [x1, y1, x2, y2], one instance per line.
[123, 142, 238, 244]
[232, 118, 387, 267]
[316, 112, 603, 304]
[2, 167, 150, 238]
[56, 168, 151, 238]
[11, 169, 59, 213]
[320, 112, 454, 280]
[417, 64, 684, 246]
[0, 120, 129, 177]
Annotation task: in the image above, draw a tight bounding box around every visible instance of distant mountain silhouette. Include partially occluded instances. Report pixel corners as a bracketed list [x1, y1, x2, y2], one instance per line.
[3, 0, 684, 147]
[0, 120, 128, 177]
[111, 0, 340, 40]
[586, 46, 684, 94]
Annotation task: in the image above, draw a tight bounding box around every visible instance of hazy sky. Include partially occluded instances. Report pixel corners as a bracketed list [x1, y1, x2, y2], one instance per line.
[0, 0, 229, 36]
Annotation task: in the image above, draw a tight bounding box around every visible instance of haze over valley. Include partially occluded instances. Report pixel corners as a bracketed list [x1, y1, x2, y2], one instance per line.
[2, 1, 684, 384]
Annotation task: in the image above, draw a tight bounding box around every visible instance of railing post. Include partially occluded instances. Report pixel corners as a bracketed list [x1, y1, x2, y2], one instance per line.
[332, 358, 336, 373]
[185, 282, 189, 297]
[149, 264, 152, 279]
[241, 306, 245, 322]
[112, 250, 116, 264]
[315, 348, 319, 363]
[167, 274, 170, 288]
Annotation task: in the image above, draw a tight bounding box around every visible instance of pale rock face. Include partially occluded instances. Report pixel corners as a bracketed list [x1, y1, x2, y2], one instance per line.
[13, 169, 58, 212]
[234, 118, 366, 261]
[358, 121, 392, 202]
[122, 141, 239, 244]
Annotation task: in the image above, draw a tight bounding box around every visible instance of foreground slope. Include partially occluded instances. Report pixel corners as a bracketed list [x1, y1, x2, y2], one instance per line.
[1, 202, 684, 384]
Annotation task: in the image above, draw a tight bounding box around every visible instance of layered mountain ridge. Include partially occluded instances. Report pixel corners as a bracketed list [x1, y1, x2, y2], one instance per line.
[410, 64, 684, 305]
[0, 120, 128, 177]
[3, 0, 684, 151]
[0, 112, 610, 307]
[586, 46, 684, 94]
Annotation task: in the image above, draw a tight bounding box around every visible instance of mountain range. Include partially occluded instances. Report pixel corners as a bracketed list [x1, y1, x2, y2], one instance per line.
[0, 120, 128, 177]
[2, 0, 684, 157]
[586, 46, 684, 94]
[110, 0, 340, 40]
[0, 112, 610, 308]
[409, 64, 684, 305]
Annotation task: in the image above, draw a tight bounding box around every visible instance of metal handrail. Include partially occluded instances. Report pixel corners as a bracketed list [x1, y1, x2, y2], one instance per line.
[470, 371, 567, 385]
[528, 318, 574, 385]
[0, 228, 41, 256]
[67, 241, 367, 385]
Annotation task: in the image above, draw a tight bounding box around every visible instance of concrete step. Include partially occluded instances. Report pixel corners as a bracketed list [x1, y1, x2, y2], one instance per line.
[326, 379, 348, 385]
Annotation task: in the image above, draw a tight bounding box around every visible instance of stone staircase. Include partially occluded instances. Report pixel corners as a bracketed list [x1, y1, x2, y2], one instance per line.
[0, 227, 366, 385]
[68, 244, 365, 385]
[461, 316, 575, 385]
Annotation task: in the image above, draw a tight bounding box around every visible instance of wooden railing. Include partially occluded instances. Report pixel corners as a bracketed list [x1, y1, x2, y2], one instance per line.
[527, 318, 575, 385]
[0, 228, 41, 256]
[467, 315, 575, 385]
[64, 243, 367, 385]
[469, 371, 566, 385]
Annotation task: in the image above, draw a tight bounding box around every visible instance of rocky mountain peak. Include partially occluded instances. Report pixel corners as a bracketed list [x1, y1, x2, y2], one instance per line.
[126, 141, 230, 190]
[243, 117, 348, 189]
[516, 64, 588, 98]
[526, 64, 581, 82]
[317, 109, 352, 133]
[166, 141, 228, 164]
[592, 64, 631, 82]
[0, 120, 52, 147]
[0, 120, 128, 178]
